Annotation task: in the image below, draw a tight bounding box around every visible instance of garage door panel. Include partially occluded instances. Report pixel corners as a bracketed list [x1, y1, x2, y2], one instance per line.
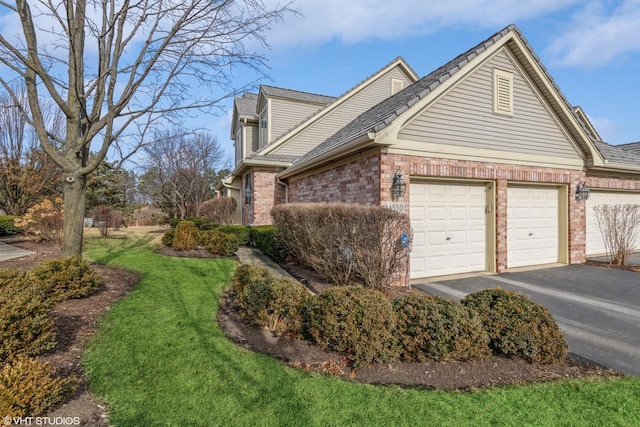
[586, 191, 640, 255]
[507, 186, 559, 268]
[410, 182, 487, 278]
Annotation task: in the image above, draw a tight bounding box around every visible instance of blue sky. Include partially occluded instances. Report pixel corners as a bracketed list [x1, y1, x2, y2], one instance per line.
[209, 0, 640, 160]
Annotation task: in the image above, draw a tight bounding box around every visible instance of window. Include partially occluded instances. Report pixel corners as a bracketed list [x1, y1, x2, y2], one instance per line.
[391, 78, 404, 95]
[244, 174, 252, 205]
[493, 68, 513, 115]
[259, 104, 268, 148]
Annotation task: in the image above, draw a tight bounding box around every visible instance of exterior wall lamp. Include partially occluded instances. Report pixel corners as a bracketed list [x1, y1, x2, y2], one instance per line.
[244, 181, 252, 204]
[391, 169, 406, 201]
[575, 183, 590, 202]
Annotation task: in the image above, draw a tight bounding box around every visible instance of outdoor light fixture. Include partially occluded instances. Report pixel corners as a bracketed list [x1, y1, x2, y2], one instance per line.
[575, 183, 590, 202]
[244, 182, 252, 204]
[391, 169, 406, 200]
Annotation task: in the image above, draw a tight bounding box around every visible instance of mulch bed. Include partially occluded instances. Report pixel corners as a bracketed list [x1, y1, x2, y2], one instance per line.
[218, 288, 623, 390]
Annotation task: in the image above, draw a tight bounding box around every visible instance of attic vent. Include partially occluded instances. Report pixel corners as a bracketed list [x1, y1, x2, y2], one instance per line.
[391, 78, 404, 95]
[493, 69, 513, 115]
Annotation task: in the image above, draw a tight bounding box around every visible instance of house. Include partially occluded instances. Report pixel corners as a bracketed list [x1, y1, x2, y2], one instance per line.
[221, 24, 640, 282]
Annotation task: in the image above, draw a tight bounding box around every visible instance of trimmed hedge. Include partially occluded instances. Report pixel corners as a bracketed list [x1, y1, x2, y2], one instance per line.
[161, 229, 175, 247]
[201, 230, 240, 256]
[304, 286, 399, 367]
[169, 217, 217, 231]
[0, 216, 22, 237]
[30, 256, 100, 302]
[232, 264, 274, 302]
[0, 357, 77, 418]
[0, 283, 56, 363]
[236, 276, 309, 337]
[271, 203, 412, 289]
[250, 225, 289, 263]
[172, 221, 200, 251]
[393, 294, 490, 362]
[462, 288, 568, 364]
[217, 225, 251, 246]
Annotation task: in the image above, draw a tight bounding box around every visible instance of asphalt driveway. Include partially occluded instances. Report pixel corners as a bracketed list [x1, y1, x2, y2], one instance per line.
[414, 264, 640, 376]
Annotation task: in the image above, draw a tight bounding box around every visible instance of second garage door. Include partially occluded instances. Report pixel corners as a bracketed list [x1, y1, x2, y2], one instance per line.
[586, 190, 640, 255]
[410, 181, 487, 278]
[507, 186, 559, 268]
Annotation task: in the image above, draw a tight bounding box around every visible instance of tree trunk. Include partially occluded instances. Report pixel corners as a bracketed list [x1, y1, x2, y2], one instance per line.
[62, 172, 87, 257]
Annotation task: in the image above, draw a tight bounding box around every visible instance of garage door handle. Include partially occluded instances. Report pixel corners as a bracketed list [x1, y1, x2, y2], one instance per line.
[446, 236, 451, 240]
[529, 233, 533, 236]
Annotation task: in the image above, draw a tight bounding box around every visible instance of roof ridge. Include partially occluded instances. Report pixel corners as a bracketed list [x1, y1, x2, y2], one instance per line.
[256, 57, 419, 156]
[292, 25, 519, 167]
[260, 84, 336, 101]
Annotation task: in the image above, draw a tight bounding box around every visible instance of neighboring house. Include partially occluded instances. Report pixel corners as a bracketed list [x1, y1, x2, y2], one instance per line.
[221, 24, 640, 282]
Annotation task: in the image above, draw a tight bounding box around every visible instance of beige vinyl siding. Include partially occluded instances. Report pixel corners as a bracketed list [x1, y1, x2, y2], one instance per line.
[398, 49, 581, 160]
[273, 67, 414, 157]
[247, 124, 259, 153]
[269, 99, 323, 143]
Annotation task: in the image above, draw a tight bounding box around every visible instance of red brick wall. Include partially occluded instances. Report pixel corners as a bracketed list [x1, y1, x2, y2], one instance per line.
[289, 154, 382, 204]
[586, 174, 640, 190]
[242, 169, 286, 225]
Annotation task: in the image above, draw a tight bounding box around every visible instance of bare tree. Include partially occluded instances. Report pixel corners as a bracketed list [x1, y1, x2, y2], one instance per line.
[593, 204, 640, 265]
[0, 85, 63, 215]
[0, 0, 294, 256]
[141, 130, 227, 219]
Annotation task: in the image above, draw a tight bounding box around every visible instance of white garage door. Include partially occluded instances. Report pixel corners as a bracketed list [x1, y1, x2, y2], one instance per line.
[410, 182, 487, 278]
[586, 191, 640, 255]
[507, 186, 559, 268]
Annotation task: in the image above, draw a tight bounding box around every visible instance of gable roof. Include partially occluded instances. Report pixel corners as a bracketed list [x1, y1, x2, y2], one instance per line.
[230, 93, 259, 138]
[260, 85, 336, 105]
[257, 56, 419, 156]
[280, 24, 606, 177]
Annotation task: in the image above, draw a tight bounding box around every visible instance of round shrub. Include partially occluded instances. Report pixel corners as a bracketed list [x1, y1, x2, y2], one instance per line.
[201, 229, 240, 256]
[30, 256, 100, 302]
[0, 356, 77, 418]
[161, 229, 175, 247]
[172, 221, 199, 251]
[393, 294, 490, 362]
[236, 277, 310, 337]
[462, 288, 568, 364]
[0, 284, 55, 363]
[304, 286, 399, 367]
[231, 265, 273, 301]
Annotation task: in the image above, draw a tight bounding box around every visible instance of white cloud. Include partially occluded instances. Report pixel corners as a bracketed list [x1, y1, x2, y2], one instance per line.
[264, 0, 581, 48]
[547, 0, 640, 68]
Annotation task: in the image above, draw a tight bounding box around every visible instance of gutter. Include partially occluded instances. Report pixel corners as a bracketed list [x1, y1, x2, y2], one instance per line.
[276, 176, 289, 203]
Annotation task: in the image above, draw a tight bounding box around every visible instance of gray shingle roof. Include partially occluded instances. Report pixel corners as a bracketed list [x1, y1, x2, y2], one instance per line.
[261, 85, 336, 105]
[594, 141, 640, 167]
[235, 93, 258, 118]
[245, 153, 299, 163]
[293, 25, 517, 167]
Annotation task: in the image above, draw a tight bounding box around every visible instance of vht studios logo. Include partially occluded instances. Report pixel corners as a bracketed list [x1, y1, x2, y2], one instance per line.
[3, 417, 80, 426]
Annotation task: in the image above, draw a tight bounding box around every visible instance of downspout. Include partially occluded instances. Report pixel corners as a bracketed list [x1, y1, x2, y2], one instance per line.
[276, 176, 289, 203]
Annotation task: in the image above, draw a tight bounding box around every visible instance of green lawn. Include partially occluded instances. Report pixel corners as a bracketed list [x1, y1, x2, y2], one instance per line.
[83, 230, 640, 427]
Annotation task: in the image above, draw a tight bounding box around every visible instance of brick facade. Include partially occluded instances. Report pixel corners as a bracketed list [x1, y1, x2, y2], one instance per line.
[289, 154, 382, 205]
[242, 169, 286, 225]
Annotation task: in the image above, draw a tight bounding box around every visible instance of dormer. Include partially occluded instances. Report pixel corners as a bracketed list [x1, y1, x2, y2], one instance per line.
[231, 93, 259, 166]
[256, 85, 335, 149]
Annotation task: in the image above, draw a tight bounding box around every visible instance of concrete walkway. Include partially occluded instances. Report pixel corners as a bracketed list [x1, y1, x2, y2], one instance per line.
[414, 264, 640, 377]
[236, 247, 295, 280]
[0, 241, 34, 262]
